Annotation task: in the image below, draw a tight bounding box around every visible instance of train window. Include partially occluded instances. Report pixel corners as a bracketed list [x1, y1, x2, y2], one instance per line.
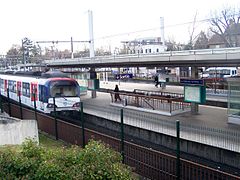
[49, 80, 79, 97]
[8, 80, 16, 93]
[0, 79, 4, 90]
[39, 85, 47, 102]
[22, 82, 30, 97]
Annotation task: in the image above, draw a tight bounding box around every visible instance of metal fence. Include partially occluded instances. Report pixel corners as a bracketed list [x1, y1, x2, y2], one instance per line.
[109, 91, 190, 115]
[206, 88, 228, 96]
[4, 100, 240, 179]
[83, 102, 240, 153]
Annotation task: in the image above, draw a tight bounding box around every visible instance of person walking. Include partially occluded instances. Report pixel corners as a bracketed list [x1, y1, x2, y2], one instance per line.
[114, 84, 121, 102]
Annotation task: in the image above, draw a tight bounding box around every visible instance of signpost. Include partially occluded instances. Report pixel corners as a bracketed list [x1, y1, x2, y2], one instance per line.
[180, 78, 206, 104]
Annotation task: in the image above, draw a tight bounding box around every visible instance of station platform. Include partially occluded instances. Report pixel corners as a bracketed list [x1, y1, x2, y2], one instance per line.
[81, 81, 240, 153]
[82, 81, 237, 128]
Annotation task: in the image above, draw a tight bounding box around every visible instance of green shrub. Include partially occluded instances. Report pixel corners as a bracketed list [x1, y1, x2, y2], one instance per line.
[0, 139, 137, 180]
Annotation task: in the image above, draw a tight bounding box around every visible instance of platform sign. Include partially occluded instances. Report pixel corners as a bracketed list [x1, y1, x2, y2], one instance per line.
[115, 73, 133, 80]
[180, 79, 204, 86]
[184, 85, 206, 104]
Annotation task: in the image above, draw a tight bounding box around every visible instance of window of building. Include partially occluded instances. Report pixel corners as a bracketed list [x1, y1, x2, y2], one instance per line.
[145, 49, 148, 53]
[156, 48, 159, 53]
[149, 49, 151, 53]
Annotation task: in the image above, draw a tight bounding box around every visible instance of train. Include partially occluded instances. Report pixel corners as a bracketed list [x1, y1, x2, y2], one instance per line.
[203, 67, 238, 78]
[0, 70, 81, 114]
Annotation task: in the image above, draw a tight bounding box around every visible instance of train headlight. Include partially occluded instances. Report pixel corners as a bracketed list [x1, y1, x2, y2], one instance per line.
[73, 102, 80, 108]
[47, 103, 57, 108]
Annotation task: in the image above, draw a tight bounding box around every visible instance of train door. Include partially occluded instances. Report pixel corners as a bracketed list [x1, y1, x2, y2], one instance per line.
[17, 81, 21, 96]
[38, 85, 47, 111]
[4, 80, 7, 93]
[31, 82, 38, 101]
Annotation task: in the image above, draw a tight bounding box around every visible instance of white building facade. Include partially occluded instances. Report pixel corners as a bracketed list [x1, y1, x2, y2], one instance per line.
[123, 37, 167, 54]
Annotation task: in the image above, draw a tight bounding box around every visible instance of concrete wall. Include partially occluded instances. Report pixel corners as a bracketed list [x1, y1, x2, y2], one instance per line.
[0, 116, 39, 145]
[84, 113, 240, 169]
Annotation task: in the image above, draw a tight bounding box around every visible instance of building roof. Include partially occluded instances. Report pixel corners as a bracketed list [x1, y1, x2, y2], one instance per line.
[225, 23, 240, 36]
[208, 23, 240, 46]
[208, 34, 225, 45]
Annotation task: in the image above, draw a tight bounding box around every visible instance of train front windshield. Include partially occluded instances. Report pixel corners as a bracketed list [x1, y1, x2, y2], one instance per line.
[49, 80, 80, 97]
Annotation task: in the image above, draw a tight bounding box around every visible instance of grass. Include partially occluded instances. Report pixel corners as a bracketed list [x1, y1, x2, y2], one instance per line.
[0, 132, 66, 151]
[39, 132, 67, 149]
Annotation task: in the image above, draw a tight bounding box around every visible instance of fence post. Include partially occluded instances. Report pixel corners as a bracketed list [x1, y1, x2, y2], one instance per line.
[33, 93, 38, 122]
[18, 90, 23, 119]
[0, 91, 3, 113]
[80, 102, 85, 148]
[7, 88, 11, 117]
[53, 97, 58, 140]
[120, 108, 125, 163]
[176, 120, 180, 180]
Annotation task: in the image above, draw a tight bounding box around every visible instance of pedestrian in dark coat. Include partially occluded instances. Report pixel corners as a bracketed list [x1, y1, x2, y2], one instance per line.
[114, 84, 121, 102]
[154, 75, 160, 87]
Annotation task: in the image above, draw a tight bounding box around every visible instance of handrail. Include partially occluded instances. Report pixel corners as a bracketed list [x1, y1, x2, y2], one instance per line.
[143, 97, 155, 110]
[133, 89, 184, 98]
[109, 91, 190, 114]
[110, 90, 182, 101]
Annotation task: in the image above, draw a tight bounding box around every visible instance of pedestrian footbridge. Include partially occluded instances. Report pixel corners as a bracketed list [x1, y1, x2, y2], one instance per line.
[44, 47, 240, 68]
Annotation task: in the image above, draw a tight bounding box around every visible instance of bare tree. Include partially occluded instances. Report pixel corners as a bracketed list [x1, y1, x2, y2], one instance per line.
[165, 38, 183, 51]
[194, 31, 209, 49]
[184, 12, 198, 50]
[6, 45, 22, 66]
[209, 5, 240, 47]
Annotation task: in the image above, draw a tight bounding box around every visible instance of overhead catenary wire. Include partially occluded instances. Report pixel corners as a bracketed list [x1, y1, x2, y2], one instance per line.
[93, 12, 240, 41]
[32, 12, 240, 46]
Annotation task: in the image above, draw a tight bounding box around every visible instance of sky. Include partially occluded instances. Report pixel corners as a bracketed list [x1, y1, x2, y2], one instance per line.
[0, 0, 240, 54]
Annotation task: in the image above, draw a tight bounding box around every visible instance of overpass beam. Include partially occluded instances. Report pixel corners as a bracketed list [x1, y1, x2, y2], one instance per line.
[191, 66, 199, 114]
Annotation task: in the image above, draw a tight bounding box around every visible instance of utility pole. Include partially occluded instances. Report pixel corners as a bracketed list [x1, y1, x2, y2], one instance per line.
[88, 10, 97, 98]
[88, 10, 95, 59]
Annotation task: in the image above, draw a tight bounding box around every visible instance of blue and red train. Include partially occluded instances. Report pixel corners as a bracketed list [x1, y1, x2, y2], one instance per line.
[0, 70, 81, 114]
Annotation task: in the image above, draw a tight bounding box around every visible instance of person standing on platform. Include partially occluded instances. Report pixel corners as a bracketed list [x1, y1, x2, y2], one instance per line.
[154, 75, 160, 87]
[114, 84, 121, 102]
